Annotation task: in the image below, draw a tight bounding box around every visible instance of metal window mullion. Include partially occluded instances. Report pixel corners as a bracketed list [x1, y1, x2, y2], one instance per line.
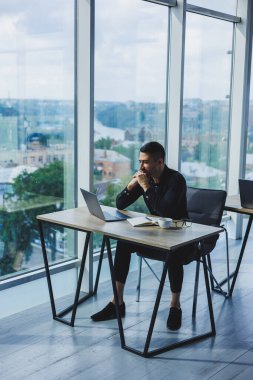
[76, 0, 94, 293]
[178, 0, 186, 171]
[186, 4, 241, 23]
[164, 6, 171, 158]
[166, 0, 186, 170]
[239, 0, 253, 180]
[142, 0, 177, 7]
[74, 0, 78, 208]
[227, 0, 252, 239]
[225, 22, 236, 191]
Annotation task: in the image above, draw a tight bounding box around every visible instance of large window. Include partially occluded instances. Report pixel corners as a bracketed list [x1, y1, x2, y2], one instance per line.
[0, 1, 75, 279]
[92, 0, 170, 284]
[181, 12, 234, 189]
[94, 0, 169, 249]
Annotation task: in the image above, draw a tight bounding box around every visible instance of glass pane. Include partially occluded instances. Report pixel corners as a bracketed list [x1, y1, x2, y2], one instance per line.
[187, 0, 238, 15]
[93, 0, 168, 279]
[246, 63, 253, 179]
[181, 13, 233, 189]
[0, 1, 75, 279]
[94, 1, 168, 209]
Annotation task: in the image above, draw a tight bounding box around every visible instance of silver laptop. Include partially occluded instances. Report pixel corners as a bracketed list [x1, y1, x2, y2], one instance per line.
[80, 188, 129, 222]
[239, 179, 253, 209]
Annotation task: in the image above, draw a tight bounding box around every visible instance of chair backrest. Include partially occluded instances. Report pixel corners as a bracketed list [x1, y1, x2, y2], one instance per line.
[187, 187, 227, 227]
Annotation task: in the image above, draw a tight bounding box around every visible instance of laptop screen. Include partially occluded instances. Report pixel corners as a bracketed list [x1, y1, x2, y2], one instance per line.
[80, 188, 129, 221]
[239, 179, 253, 209]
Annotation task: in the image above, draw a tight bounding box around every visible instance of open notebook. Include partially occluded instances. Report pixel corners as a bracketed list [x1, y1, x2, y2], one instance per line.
[127, 216, 159, 227]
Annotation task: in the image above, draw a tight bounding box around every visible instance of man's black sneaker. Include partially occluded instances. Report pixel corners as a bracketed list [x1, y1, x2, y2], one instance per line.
[91, 302, 125, 322]
[167, 307, 182, 330]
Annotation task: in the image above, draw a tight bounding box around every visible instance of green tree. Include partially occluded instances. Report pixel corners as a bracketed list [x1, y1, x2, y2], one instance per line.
[100, 183, 122, 207]
[95, 104, 136, 129]
[12, 160, 64, 197]
[0, 160, 64, 276]
[94, 137, 112, 150]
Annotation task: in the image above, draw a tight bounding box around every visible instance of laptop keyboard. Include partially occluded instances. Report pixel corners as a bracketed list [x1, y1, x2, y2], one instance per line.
[103, 210, 127, 220]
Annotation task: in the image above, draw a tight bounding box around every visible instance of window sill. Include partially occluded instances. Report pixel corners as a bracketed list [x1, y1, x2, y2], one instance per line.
[0, 259, 80, 291]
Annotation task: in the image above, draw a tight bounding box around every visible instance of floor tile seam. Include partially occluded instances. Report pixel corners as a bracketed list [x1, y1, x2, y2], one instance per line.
[206, 347, 253, 380]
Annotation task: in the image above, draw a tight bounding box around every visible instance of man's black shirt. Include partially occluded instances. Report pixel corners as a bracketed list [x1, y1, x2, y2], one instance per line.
[116, 165, 188, 220]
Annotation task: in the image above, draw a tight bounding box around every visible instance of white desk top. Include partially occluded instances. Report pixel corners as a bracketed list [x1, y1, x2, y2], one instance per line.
[37, 207, 223, 252]
[225, 194, 253, 216]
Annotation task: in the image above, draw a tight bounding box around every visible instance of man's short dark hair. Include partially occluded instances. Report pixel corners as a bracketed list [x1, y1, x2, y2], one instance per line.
[140, 141, 165, 162]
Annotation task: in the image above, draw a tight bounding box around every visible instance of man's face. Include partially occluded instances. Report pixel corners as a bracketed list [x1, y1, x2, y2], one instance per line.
[138, 152, 163, 178]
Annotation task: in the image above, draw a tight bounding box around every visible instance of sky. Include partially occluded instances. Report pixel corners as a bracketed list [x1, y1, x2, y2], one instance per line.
[0, 0, 74, 100]
[183, 12, 233, 101]
[95, 0, 168, 103]
[94, 0, 236, 102]
[0, 0, 239, 102]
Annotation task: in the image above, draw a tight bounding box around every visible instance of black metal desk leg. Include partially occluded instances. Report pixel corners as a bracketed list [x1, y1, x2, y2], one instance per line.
[38, 220, 57, 318]
[143, 256, 169, 356]
[105, 243, 217, 357]
[229, 215, 253, 296]
[105, 236, 126, 347]
[70, 231, 91, 326]
[93, 236, 106, 295]
[202, 255, 216, 335]
[39, 220, 93, 326]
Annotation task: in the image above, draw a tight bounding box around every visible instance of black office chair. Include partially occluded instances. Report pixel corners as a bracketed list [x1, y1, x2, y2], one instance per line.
[186, 187, 229, 316]
[136, 187, 229, 319]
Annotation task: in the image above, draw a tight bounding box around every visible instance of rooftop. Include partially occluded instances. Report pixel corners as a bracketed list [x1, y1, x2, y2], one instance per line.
[95, 149, 131, 163]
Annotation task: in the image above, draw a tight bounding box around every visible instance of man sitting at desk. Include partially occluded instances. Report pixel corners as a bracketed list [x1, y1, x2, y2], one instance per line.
[91, 141, 197, 330]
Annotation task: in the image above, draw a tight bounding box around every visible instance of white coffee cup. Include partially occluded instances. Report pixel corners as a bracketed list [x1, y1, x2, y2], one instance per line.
[158, 218, 172, 229]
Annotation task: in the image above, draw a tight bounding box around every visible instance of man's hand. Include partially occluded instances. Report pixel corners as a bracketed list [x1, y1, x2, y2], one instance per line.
[128, 170, 149, 192]
[136, 170, 150, 192]
[126, 175, 139, 191]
